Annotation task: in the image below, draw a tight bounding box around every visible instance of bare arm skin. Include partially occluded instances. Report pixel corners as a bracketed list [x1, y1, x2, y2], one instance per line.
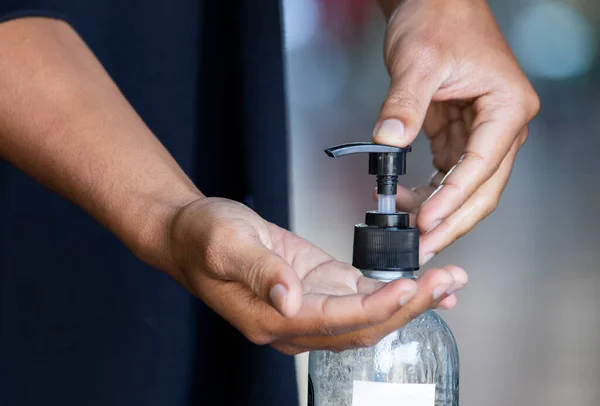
[0, 18, 202, 274]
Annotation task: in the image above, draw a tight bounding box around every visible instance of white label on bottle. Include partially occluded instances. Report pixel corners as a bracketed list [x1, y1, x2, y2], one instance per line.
[352, 381, 435, 406]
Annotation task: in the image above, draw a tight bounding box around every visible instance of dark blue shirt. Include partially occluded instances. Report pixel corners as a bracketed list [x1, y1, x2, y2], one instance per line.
[0, 1, 295, 405]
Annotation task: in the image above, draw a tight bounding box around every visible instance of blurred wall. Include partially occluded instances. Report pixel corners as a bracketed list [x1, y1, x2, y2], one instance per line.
[283, 1, 600, 405]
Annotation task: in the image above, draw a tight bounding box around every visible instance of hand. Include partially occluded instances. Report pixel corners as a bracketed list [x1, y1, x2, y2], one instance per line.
[166, 197, 467, 354]
[373, 0, 540, 264]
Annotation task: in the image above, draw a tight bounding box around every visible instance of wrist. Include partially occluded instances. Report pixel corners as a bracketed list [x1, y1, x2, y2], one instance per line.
[123, 188, 205, 274]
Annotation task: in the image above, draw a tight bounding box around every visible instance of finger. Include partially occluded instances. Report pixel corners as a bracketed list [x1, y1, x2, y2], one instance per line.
[432, 265, 467, 308]
[419, 139, 520, 261]
[416, 264, 466, 309]
[279, 267, 459, 351]
[217, 238, 303, 318]
[394, 171, 441, 212]
[343, 266, 465, 339]
[394, 185, 428, 212]
[443, 264, 469, 294]
[340, 266, 465, 348]
[372, 59, 446, 147]
[436, 294, 457, 310]
[424, 102, 474, 142]
[428, 170, 445, 189]
[422, 102, 448, 137]
[281, 277, 419, 337]
[272, 267, 466, 353]
[194, 274, 284, 345]
[417, 98, 529, 232]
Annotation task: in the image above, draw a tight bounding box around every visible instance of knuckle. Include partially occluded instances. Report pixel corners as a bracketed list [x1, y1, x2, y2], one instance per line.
[517, 130, 529, 147]
[509, 84, 540, 123]
[247, 254, 279, 293]
[462, 150, 487, 168]
[440, 179, 464, 196]
[524, 89, 541, 120]
[477, 195, 499, 218]
[239, 315, 278, 346]
[365, 312, 387, 328]
[245, 329, 275, 346]
[361, 299, 389, 327]
[271, 343, 302, 356]
[462, 150, 498, 178]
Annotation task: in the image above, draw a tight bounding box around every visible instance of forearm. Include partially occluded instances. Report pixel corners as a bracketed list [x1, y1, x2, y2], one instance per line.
[0, 18, 202, 270]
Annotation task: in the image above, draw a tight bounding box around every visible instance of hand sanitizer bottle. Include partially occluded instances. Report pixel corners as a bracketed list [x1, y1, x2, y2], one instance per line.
[308, 143, 459, 406]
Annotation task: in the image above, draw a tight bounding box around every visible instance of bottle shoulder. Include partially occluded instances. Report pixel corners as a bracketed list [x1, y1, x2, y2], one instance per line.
[389, 310, 457, 356]
[399, 309, 455, 339]
[310, 310, 457, 365]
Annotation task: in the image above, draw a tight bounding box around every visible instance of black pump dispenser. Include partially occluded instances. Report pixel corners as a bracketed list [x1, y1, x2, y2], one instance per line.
[324, 142, 419, 272]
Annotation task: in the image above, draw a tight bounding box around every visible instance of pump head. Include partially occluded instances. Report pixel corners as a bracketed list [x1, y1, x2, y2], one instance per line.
[324, 142, 419, 272]
[324, 142, 411, 195]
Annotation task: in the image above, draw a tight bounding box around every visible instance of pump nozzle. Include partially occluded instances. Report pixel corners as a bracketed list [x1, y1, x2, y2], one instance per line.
[324, 142, 411, 213]
[324, 142, 409, 158]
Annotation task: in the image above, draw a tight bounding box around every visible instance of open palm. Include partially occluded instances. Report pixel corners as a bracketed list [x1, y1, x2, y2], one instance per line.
[170, 198, 466, 354]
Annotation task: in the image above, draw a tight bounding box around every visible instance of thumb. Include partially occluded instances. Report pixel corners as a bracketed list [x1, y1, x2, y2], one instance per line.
[373, 69, 443, 147]
[222, 238, 303, 318]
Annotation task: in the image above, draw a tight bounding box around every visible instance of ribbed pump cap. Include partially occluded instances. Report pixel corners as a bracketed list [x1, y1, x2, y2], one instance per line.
[352, 212, 419, 271]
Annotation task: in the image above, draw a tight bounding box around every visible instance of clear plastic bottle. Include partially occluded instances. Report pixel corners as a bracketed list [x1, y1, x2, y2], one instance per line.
[308, 270, 459, 406]
[317, 142, 459, 405]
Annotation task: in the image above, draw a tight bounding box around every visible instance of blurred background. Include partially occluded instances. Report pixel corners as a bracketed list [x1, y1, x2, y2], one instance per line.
[282, 0, 600, 405]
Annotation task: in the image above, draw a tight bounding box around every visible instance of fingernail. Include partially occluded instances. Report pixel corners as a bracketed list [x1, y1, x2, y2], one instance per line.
[425, 219, 442, 234]
[433, 282, 453, 300]
[446, 282, 464, 296]
[374, 119, 405, 140]
[269, 284, 288, 314]
[399, 289, 417, 306]
[422, 253, 435, 266]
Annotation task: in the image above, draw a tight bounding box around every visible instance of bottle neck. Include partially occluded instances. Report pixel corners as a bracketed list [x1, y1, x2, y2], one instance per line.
[361, 269, 416, 282]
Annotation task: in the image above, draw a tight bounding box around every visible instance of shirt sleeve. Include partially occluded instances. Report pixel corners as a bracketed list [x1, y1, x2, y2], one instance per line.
[0, 1, 72, 25]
